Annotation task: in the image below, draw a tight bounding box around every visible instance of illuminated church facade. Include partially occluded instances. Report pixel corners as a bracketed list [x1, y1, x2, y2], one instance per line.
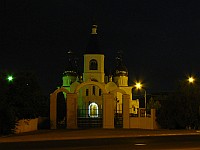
[62, 24, 139, 120]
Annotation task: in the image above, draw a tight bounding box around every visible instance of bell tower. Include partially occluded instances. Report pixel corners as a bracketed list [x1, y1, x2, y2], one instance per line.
[83, 24, 105, 83]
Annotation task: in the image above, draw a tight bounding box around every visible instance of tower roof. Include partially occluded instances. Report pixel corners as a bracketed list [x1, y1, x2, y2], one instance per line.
[85, 24, 103, 54]
[63, 51, 78, 77]
[112, 51, 128, 77]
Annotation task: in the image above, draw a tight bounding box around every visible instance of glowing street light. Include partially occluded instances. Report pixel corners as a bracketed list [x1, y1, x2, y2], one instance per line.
[135, 82, 142, 89]
[188, 76, 195, 83]
[7, 75, 14, 82]
[135, 82, 147, 117]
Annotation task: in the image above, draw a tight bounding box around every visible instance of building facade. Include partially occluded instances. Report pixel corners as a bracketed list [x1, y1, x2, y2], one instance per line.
[62, 24, 139, 121]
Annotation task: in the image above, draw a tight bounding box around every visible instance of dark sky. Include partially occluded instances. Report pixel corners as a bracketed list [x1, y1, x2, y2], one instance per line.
[2, 0, 200, 94]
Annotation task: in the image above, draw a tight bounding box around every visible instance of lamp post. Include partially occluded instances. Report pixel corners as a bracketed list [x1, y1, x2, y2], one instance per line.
[135, 82, 147, 117]
[188, 76, 200, 110]
[187, 76, 200, 127]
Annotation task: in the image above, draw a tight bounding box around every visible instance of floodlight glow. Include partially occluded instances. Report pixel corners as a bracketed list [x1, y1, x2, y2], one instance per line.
[7, 75, 14, 82]
[88, 102, 98, 118]
[188, 76, 195, 83]
[135, 82, 142, 89]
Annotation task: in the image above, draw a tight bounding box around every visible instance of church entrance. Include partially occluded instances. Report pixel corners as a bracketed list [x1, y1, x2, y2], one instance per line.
[88, 102, 98, 118]
[75, 82, 105, 129]
[77, 103, 103, 128]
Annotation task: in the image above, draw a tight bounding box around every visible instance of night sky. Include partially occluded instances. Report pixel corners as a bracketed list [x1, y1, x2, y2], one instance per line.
[2, 0, 200, 94]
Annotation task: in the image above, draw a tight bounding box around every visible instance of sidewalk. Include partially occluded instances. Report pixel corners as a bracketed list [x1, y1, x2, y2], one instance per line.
[0, 129, 200, 143]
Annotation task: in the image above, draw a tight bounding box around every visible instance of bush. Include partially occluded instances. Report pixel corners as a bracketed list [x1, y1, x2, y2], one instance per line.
[0, 97, 17, 135]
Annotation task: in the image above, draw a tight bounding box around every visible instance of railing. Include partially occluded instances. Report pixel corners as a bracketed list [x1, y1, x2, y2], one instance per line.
[114, 109, 123, 128]
[129, 108, 152, 118]
[77, 109, 103, 128]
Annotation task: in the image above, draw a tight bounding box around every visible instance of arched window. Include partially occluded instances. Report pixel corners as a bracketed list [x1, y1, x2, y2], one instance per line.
[92, 86, 95, 95]
[99, 89, 102, 96]
[89, 59, 98, 70]
[86, 89, 89, 96]
[88, 102, 98, 118]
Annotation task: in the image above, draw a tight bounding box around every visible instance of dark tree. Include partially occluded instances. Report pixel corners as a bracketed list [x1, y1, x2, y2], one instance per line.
[0, 71, 49, 134]
[8, 71, 48, 119]
[0, 72, 16, 134]
[156, 80, 200, 129]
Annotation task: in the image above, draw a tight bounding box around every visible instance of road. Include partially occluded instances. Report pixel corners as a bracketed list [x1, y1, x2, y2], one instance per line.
[1, 135, 200, 150]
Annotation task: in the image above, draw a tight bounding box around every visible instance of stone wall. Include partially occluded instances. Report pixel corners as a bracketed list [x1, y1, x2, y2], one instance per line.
[15, 118, 38, 134]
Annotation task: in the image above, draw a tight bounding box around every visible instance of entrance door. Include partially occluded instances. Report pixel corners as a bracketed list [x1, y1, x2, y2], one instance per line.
[77, 102, 102, 128]
[89, 102, 98, 117]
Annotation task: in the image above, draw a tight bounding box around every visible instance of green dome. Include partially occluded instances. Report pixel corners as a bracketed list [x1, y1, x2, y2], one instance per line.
[63, 70, 78, 77]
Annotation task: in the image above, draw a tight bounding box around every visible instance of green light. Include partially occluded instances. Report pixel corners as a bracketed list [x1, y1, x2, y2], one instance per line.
[7, 75, 14, 82]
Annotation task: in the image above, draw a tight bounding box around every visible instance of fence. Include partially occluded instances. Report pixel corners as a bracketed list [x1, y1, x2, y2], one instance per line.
[77, 109, 103, 128]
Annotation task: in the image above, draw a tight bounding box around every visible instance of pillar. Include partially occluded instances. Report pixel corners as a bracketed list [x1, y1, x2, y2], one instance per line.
[151, 109, 157, 129]
[123, 94, 130, 128]
[66, 93, 77, 129]
[103, 93, 114, 128]
[50, 93, 57, 129]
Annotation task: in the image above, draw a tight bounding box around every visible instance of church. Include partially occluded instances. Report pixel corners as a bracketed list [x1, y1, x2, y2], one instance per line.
[49, 23, 160, 129]
[60, 23, 139, 127]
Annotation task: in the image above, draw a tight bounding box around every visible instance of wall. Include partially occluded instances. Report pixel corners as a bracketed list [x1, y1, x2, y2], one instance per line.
[15, 118, 38, 134]
[129, 109, 158, 129]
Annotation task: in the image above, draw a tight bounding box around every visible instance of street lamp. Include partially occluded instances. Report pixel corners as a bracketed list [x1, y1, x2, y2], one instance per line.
[187, 76, 200, 117]
[188, 76, 195, 84]
[135, 82, 147, 117]
[7, 75, 14, 83]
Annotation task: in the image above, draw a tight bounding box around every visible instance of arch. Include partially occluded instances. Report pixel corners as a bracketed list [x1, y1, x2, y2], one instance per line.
[89, 59, 98, 70]
[50, 87, 71, 129]
[74, 80, 107, 94]
[70, 81, 80, 93]
[105, 82, 118, 93]
[110, 88, 127, 95]
[52, 87, 71, 95]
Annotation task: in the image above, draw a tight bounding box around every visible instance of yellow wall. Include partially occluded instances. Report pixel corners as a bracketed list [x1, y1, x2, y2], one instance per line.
[15, 118, 38, 134]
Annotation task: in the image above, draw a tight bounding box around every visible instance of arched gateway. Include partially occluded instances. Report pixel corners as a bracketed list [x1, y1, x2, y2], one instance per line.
[50, 82, 130, 129]
[75, 81, 108, 128]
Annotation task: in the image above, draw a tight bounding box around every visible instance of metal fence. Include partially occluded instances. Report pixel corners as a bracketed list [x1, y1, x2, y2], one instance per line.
[77, 109, 103, 128]
[114, 110, 123, 128]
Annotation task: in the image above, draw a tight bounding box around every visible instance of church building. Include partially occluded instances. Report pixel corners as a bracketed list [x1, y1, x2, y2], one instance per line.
[62, 23, 139, 124]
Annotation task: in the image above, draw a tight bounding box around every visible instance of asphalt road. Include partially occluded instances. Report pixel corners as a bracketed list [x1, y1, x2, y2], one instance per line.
[1, 135, 200, 150]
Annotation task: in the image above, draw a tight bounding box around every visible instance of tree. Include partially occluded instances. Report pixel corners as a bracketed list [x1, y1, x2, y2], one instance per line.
[147, 97, 161, 110]
[0, 72, 16, 134]
[156, 80, 200, 129]
[8, 71, 48, 119]
[0, 70, 49, 134]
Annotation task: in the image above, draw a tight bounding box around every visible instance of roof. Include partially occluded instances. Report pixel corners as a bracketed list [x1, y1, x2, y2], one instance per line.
[112, 51, 128, 77]
[85, 24, 103, 54]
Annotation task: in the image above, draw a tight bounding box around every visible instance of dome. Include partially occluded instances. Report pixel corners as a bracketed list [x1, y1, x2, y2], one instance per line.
[63, 70, 78, 77]
[113, 51, 128, 77]
[63, 50, 79, 77]
[113, 64, 128, 77]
